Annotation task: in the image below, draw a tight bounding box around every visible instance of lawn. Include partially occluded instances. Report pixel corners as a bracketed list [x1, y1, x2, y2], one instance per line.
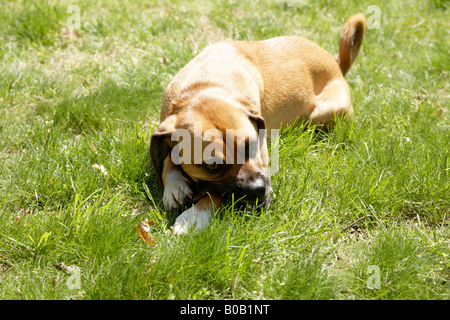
[0, 0, 448, 300]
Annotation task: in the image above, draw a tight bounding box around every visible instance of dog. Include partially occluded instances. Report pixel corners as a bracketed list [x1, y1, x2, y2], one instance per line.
[150, 13, 366, 235]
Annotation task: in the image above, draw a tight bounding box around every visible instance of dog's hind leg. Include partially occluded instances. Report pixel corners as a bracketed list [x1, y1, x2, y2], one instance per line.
[307, 78, 353, 128]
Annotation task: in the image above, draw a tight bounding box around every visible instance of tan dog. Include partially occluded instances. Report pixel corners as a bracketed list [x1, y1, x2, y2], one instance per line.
[150, 13, 366, 234]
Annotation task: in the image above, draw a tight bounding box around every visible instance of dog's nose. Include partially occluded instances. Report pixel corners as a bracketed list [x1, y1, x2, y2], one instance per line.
[248, 183, 266, 200]
[240, 178, 267, 202]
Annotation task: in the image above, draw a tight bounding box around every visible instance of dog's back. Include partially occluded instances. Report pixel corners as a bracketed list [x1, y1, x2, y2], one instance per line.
[161, 14, 365, 131]
[230, 36, 344, 129]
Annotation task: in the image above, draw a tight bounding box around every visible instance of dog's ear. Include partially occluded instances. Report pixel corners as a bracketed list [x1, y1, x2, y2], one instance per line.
[248, 113, 266, 132]
[248, 113, 268, 163]
[149, 116, 177, 184]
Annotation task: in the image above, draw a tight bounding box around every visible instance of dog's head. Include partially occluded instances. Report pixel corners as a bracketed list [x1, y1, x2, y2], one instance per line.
[150, 95, 271, 208]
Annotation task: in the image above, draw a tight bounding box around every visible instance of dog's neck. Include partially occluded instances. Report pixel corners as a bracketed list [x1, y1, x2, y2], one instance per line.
[168, 83, 260, 119]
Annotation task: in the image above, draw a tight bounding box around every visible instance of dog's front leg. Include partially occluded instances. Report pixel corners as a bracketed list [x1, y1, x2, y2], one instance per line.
[172, 193, 224, 235]
[162, 156, 193, 209]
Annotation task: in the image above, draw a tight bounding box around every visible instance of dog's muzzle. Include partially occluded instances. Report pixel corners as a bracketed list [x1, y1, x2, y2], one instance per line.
[232, 170, 271, 208]
[198, 170, 271, 209]
[236, 178, 269, 204]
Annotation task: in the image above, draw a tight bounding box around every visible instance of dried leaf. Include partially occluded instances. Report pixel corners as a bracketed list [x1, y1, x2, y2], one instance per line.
[136, 218, 157, 246]
[62, 28, 80, 39]
[433, 107, 444, 117]
[92, 164, 108, 176]
[88, 141, 98, 154]
[158, 56, 169, 64]
[55, 262, 76, 274]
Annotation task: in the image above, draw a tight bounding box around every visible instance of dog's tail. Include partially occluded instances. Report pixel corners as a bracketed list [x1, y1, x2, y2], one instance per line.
[337, 13, 366, 77]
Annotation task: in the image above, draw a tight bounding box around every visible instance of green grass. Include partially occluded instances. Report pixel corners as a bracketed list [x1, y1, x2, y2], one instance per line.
[0, 0, 448, 300]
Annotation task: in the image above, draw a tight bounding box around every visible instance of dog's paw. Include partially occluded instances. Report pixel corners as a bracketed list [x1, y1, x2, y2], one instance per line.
[172, 206, 212, 235]
[163, 170, 193, 209]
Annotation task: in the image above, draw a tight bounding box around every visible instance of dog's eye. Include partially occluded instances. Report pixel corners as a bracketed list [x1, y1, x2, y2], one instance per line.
[207, 163, 218, 170]
[202, 156, 226, 174]
[202, 161, 224, 174]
